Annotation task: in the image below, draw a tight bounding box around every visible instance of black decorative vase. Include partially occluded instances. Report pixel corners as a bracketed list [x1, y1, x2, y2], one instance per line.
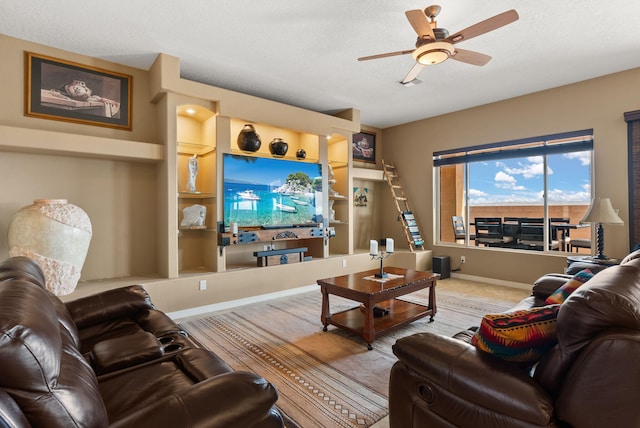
[296, 148, 306, 159]
[269, 138, 288, 156]
[237, 124, 261, 152]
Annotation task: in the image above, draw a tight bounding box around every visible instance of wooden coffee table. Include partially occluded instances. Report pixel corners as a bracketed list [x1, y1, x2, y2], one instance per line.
[317, 267, 438, 350]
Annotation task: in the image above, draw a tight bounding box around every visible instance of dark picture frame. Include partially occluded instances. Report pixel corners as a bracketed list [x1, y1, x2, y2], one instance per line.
[352, 131, 376, 163]
[25, 52, 132, 130]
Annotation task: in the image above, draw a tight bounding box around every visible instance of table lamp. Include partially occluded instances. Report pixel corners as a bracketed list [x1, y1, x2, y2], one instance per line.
[580, 198, 624, 260]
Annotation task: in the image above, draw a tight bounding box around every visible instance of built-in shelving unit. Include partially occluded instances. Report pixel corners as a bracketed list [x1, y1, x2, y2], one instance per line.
[0, 43, 391, 312]
[327, 134, 352, 255]
[176, 104, 217, 274]
[171, 108, 361, 273]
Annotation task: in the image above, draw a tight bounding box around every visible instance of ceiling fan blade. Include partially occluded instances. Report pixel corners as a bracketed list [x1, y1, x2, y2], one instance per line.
[405, 9, 435, 40]
[357, 49, 414, 61]
[446, 9, 519, 44]
[401, 62, 426, 84]
[450, 48, 492, 66]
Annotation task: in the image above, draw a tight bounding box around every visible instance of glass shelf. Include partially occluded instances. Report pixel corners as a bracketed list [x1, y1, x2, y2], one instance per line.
[177, 142, 215, 156]
[178, 192, 216, 199]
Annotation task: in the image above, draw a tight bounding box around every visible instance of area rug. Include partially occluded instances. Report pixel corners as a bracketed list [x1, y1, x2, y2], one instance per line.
[179, 278, 528, 428]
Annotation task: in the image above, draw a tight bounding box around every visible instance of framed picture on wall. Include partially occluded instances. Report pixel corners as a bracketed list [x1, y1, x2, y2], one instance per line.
[352, 131, 376, 163]
[25, 52, 132, 130]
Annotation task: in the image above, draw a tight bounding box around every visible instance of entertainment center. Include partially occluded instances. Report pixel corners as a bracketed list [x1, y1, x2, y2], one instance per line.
[174, 96, 355, 275]
[0, 40, 398, 312]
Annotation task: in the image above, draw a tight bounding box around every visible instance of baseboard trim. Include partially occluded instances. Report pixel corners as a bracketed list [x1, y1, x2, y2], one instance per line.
[169, 274, 531, 320]
[168, 284, 318, 320]
[450, 272, 531, 291]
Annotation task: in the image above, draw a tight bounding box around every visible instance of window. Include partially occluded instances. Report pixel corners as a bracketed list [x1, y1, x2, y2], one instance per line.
[435, 129, 593, 252]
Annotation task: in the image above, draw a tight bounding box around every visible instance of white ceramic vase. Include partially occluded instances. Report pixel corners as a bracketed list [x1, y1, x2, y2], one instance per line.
[8, 199, 92, 295]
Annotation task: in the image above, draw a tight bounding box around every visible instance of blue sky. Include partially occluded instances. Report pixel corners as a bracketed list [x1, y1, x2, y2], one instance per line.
[468, 151, 591, 205]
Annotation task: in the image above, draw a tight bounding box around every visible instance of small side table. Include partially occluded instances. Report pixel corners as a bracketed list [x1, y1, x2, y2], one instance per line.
[566, 255, 621, 268]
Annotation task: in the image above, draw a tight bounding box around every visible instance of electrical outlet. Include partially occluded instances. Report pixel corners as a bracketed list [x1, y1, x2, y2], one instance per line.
[199, 279, 207, 291]
[342, 259, 347, 268]
[460, 256, 466, 264]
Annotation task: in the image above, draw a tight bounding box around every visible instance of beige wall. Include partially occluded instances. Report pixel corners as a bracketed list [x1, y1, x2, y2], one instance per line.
[0, 35, 161, 280]
[0, 34, 384, 313]
[382, 68, 640, 284]
[3, 31, 638, 309]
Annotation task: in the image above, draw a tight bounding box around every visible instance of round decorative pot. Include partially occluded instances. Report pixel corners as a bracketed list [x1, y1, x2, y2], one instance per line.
[8, 199, 92, 295]
[269, 138, 288, 156]
[237, 124, 261, 152]
[296, 148, 306, 159]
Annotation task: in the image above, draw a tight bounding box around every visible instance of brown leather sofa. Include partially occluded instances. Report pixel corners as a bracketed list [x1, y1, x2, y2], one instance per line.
[0, 256, 284, 427]
[389, 250, 640, 428]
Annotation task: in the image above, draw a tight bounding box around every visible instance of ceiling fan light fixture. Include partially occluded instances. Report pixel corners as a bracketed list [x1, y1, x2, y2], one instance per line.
[412, 42, 454, 65]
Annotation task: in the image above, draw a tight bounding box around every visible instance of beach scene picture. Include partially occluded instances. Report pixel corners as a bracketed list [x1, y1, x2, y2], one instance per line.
[223, 154, 324, 227]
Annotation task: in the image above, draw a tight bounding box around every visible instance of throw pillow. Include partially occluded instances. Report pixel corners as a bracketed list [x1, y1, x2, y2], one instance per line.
[472, 304, 561, 363]
[545, 268, 593, 304]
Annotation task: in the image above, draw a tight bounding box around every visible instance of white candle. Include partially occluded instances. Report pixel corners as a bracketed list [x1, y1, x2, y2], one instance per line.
[369, 239, 378, 256]
[386, 238, 394, 253]
[231, 222, 238, 234]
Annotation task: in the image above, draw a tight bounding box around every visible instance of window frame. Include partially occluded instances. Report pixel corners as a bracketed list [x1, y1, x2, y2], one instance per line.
[434, 129, 594, 251]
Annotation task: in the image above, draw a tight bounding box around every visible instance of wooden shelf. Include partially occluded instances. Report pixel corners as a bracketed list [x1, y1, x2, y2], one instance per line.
[229, 148, 319, 163]
[353, 167, 384, 181]
[0, 125, 163, 162]
[329, 299, 430, 338]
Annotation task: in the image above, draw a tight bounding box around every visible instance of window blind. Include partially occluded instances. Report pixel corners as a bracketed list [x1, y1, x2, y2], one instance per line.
[433, 129, 594, 167]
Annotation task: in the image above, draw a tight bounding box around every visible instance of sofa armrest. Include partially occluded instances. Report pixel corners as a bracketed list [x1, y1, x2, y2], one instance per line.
[531, 274, 571, 299]
[392, 332, 554, 426]
[91, 331, 164, 375]
[565, 261, 610, 275]
[109, 371, 282, 428]
[65, 285, 155, 328]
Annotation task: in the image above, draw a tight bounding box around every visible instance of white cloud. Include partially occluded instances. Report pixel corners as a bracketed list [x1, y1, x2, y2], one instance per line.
[494, 171, 526, 190]
[563, 151, 591, 166]
[546, 188, 591, 203]
[468, 188, 488, 197]
[495, 171, 516, 184]
[501, 156, 551, 179]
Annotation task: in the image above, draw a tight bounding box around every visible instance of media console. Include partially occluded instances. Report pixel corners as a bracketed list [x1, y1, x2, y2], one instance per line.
[253, 247, 310, 266]
[217, 223, 334, 247]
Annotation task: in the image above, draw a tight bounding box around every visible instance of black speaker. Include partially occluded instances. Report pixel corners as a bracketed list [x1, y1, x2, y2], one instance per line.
[432, 256, 450, 279]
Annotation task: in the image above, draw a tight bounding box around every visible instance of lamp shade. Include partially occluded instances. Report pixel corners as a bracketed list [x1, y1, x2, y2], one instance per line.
[580, 198, 624, 225]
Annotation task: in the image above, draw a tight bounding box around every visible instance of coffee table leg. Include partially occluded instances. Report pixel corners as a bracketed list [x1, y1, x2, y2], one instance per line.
[320, 286, 330, 331]
[429, 282, 437, 322]
[363, 304, 375, 350]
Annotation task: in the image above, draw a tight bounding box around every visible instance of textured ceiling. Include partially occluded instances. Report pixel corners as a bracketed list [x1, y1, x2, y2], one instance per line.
[2, 1, 640, 128]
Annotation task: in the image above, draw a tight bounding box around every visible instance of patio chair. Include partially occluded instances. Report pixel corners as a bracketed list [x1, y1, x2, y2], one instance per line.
[473, 217, 513, 247]
[502, 217, 521, 241]
[451, 216, 474, 243]
[550, 217, 572, 251]
[569, 238, 591, 252]
[518, 218, 559, 250]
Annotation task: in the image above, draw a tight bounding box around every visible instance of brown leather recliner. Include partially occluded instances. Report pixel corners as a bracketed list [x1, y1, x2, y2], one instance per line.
[0, 256, 284, 427]
[389, 251, 640, 428]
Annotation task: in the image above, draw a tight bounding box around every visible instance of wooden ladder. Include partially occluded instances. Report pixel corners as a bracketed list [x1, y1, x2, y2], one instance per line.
[382, 159, 425, 252]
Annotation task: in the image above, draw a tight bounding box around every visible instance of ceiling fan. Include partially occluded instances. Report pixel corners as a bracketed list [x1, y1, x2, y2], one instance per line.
[358, 5, 519, 84]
